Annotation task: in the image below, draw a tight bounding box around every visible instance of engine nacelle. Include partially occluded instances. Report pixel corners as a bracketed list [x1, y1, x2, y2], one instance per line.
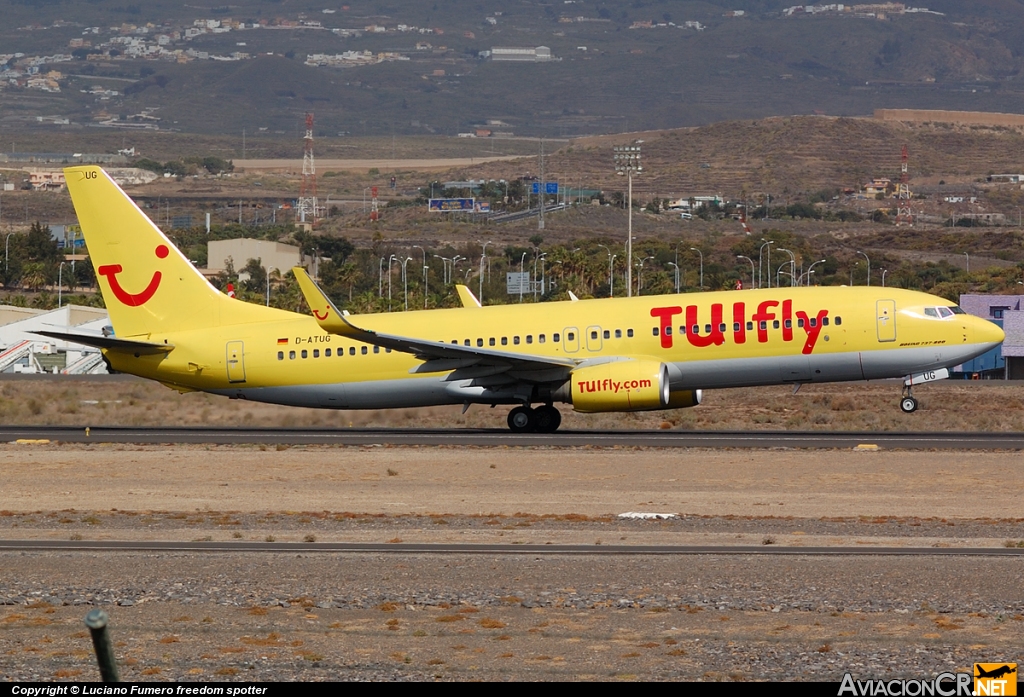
[567, 359, 670, 413]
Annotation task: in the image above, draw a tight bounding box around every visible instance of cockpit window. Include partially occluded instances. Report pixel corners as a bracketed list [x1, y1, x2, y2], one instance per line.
[924, 307, 938, 318]
[937, 306, 954, 318]
[924, 306, 958, 319]
[949, 305, 966, 314]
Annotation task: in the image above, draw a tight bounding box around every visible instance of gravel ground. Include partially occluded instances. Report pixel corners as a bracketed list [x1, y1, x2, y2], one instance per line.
[2, 443, 1022, 682]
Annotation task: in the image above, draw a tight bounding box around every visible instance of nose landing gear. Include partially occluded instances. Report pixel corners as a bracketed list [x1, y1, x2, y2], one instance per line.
[900, 385, 918, 413]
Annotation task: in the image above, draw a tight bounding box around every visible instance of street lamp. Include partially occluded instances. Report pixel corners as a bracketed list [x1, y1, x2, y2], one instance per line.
[882, 269, 889, 287]
[964, 252, 970, 274]
[777, 260, 791, 289]
[758, 239, 774, 289]
[609, 254, 617, 297]
[4, 232, 14, 274]
[388, 254, 397, 311]
[777, 248, 796, 287]
[479, 241, 491, 304]
[690, 248, 704, 290]
[737, 255, 755, 290]
[613, 143, 642, 297]
[637, 256, 654, 295]
[58, 261, 65, 308]
[533, 252, 546, 300]
[856, 250, 870, 286]
[401, 256, 412, 310]
[668, 261, 680, 293]
[803, 259, 827, 286]
[378, 256, 386, 297]
[265, 266, 274, 306]
[413, 245, 427, 308]
[519, 251, 527, 303]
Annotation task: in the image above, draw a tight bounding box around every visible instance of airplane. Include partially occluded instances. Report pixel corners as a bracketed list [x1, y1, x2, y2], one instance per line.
[42, 165, 1005, 433]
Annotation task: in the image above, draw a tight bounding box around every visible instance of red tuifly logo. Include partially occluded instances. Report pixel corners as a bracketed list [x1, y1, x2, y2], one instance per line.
[97, 244, 168, 307]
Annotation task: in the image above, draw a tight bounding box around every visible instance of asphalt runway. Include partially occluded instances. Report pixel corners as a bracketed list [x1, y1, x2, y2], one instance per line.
[2, 540, 1023, 556]
[2, 425, 1024, 448]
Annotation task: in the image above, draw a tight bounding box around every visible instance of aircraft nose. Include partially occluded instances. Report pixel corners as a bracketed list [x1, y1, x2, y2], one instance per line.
[971, 316, 1005, 348]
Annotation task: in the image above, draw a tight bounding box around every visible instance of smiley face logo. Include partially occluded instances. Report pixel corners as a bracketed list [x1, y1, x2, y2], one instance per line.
[313, 307, 330, 321]
[98, 244, 168, 307]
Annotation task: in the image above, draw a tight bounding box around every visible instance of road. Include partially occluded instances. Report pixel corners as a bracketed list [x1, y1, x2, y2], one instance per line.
[2, 425, 1024, 448]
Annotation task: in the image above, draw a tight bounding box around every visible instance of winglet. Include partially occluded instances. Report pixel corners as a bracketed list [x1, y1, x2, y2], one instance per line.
[568, 290, 579, 302]
[455, 284, 482, 308]
[293, 267, 363, 338]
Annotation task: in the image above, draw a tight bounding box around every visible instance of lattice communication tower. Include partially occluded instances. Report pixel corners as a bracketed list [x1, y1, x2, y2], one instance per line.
[895, 144, 913, 226]
[298, 113, 318, 224]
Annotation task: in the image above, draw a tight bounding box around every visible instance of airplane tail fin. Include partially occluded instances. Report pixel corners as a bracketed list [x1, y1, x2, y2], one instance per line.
[65, 166, 272, 337]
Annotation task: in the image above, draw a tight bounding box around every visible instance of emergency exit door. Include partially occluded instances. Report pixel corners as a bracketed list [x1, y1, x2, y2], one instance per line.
[876, 300, 896, 342]
[226, 341, 246, 383]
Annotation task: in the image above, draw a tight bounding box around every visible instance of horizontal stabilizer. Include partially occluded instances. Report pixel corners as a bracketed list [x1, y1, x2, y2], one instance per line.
[32, 329, 174, 355]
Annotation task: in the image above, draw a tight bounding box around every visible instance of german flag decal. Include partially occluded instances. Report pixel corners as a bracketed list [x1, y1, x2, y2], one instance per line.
[277, 337, 288, 345]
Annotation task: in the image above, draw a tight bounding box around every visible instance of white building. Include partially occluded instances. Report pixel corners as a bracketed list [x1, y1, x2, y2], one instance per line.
[0, 304, 110, 374]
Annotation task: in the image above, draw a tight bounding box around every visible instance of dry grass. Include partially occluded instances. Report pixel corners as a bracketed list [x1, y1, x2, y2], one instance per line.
[1, 377, 1019, 433]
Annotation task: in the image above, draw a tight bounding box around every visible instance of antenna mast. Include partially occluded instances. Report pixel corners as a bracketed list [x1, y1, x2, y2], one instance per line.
[298, 112, 318, 224]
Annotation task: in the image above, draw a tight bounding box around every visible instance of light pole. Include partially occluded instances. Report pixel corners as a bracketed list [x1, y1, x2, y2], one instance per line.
[533, 253, 546, 300]
[777, 247, 796, 287]
[378, 256, 385, 297]
[668, 261, 680, 293]
[803, 259, 827, 286]
[387, 254, 397, 311]
[401, 256, 412, 310]
[413, 245, 427, 308]
[479, 241, 491, 304]
[265, 266, 274, 306]
[613, 143, 642, 297]
[690, 248, 703, 290]
[637, 255, 654, 295]
[5, 232, 14, 274]
[964, 252, 970, 274]
[758, 239, 774, 289]
[609, 254, 617, 297]
[737, 255, 755, 289]
[856, 250, 870, 286]
[519, 251, 527, 303]
[58, 261, 65, 308]
[882, 269, 889, 287]
[777, 260, 790, 289]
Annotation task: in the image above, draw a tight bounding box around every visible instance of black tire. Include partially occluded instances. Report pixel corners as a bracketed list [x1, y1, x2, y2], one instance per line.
[900, 397, 918, 413]
[534, 405, 562, 433]
[507, 406, 536, 433]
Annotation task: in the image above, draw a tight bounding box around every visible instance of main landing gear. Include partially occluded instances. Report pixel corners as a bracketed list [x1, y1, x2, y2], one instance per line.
[507, 404, 562, 433]
[900, 385, 918, 413]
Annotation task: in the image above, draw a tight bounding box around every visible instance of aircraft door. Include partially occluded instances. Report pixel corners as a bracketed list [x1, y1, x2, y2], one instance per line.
[586, 325, 603, 352]
[226, 340, 246, 383]
[563, 327, 580, 353]
[876, 300, 897, 342]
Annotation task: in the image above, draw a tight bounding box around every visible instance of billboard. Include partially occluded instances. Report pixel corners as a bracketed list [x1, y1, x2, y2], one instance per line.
[429, 198, 475, 211]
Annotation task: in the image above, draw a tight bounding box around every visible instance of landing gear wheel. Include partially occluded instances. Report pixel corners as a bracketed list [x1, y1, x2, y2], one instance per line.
[900, 396, 918, 413]
[533, 405, 562, 433]
[507, 406, 536, 433]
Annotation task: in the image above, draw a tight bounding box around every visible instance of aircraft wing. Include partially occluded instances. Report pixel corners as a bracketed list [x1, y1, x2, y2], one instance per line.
[293, 267, 575, 378]
[32, 329, 174, 354]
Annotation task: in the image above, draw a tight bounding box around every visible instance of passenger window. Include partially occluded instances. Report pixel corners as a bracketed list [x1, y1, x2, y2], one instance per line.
[464, 339, 470, 346]
[374, 346, 380, 353]
[704, 324, 712, 333]
[822, 317, 829, 326]
[773, 320, 780, 329]
[733, 323, 740, 332]
[277, 351, 284, 360]
[798, 318, 805, 328]
[361, 346, 367, 355]
[289, 350, 296, 360]
[526, 335, 533, 344]
[602, 330, 609, 339]
[301, 349, 308, 358]
[615, 329, 622, 338]
[553, 333, 560, 342]
[719, 323, 726, 332]
[835, 316, 842, 326]
[653, 327, 660, 336]
[325, 348, 332, 357]
[477, 338, 483, 347]
[759, 321, 767, 330]
[567, 332, 574, 341]
[386, 348, 391, 353]
[691, 325, 699, 334]
[350, 347, 356, 355]
[809, 318, 817, 328]
[678, 326, 686, 335]
[501, 337, 508, 345]
[489, 338, 495, 346]
[539, 335, 546, 343]
[514, 336, 521, 345]
[627, 329, 633, 338]
[784, 319, 792, 329]
[313, 349, 320, 358]
[746, 321, 753, 331]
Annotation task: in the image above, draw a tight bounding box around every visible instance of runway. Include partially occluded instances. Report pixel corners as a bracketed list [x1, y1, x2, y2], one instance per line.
[2, 540, 1023, 556]
[2, 425, 1024, 448]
